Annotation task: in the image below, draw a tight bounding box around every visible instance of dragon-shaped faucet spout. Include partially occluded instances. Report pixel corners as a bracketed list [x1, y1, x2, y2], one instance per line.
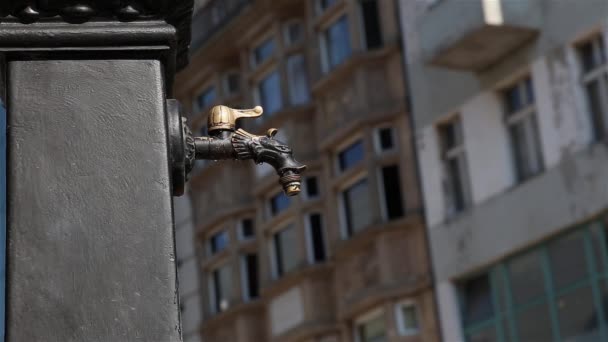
[185, 105, 306, 196]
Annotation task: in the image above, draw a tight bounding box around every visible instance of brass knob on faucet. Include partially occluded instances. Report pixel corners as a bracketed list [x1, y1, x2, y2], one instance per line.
[207, 105, 263, 132]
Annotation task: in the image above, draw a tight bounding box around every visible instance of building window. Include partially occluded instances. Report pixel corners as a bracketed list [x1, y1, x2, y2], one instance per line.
[358, 0, 383, 50]
[341, 178, 372, 238]
[315, 0, 338, 15]
[578, 35, 608, 141]
[195, 86, 216, 113]
[459, 218, 608, 341]
[303, 176, 320, 199]
[209, 230, 229, 255]
[269, 192, 291, 217]
[438, 117, 470, 216]
[374, 127, 395, 154]
[504, 77, 544, 182]
[272, 224, 299, 277]
[222, 72, 240, 96]
[240, 253, 259, 301]
[284, 20, 304, 47]
[305, 213, 326, 264]
[251, 38, 276, 67]
[320, 15, 352, 73]
[338, 140, 364, 172]
[395, 302, 420, 336]
[379, 165, 404, 220]
[209, 263, 232, 314]
[255, 70, 283, 115]
[355, 309, 387, 342]
[286, 54, 310, 105]
[238, 218, 255, 241]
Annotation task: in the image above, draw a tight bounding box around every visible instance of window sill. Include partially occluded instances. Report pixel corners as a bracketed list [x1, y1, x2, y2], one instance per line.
[261, 261, 334, 298]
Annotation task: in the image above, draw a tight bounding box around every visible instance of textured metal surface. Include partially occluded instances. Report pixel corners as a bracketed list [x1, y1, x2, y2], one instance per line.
[0, 0, 193, 69]
[6, 59, 181, 342]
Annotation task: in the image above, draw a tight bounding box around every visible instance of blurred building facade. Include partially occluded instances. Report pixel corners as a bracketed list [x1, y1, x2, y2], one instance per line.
[401, 1, 608, 341]
[173, 0, 439, 341]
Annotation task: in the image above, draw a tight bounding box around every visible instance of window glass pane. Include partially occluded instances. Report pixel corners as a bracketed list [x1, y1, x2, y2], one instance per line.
[309, 213, 326, 262]
[274, 224, 298, 275]
[213, 264, 232, 312]
[509, 115, 543, 181]
[244, 253, 259, 300]
[590, 221, 606, 272]
[467, 326, 497, 342]
[557, 285, 599, 341]
[240, 219, 254, 239]
[360, 0, 383, 50]
[318, 0, 337, 13]
[285, 22, 303, 46]
[338, 140, 364, 171]
[286, 54, 310, 105]
[548, 231, 588, 289]
[258, 70, 283, 115]
[585, 79, 606, 141]
[579, 41, 597, 73]
[253, 38, 275, 65]
[224, 73, 240, 94]
[358, 315, 387, 342]
[439, 119, 461, 151]
[325, 16, 352, 69]
[504, 85, 522, 113]
[381, 165, 404, 220]
[515, 302, 553, 342]
[210, 231, 229, 254]
[399, 305, 419, 332]
[447, 157, 467, 213]
[197, 87, 216, 111]
[305, 176, 319, 198]
[270, 192, 291, 216]
[462, 273, 494, 325]
[378, 128, 394, 151]
[508, 251, 545, 305]
[342, 178, 372, 236]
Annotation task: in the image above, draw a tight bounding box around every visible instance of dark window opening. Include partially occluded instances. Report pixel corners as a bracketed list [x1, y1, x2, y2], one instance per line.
[461, 273, 494, 326]
[378, 127, 394, 151]
[309, 213, 326, 262]
[240, 218, 254, 239]
[360, 0, 383, 50]
[305, 176, 319, 198]
[381, 165, 404, 219]
[244, 253, 259, 300]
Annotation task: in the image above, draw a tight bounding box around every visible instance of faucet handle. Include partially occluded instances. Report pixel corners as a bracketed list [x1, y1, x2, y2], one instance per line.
[207, 105, 263, 132]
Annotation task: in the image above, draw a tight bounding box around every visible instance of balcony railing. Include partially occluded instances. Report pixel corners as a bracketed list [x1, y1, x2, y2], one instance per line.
[190, 0, 252, 52]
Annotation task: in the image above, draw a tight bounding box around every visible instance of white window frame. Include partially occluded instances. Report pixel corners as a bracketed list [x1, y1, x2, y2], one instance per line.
[503, 77, 543, 183]
[208, 263, 231, 314]
[304, 212, 327, 264]
[395, 300, 421, 336]
[438, 116, 471, 217]
[373, 126, 397, 155]
[578, 34, 608, 141]
[353, 308, 386, 342]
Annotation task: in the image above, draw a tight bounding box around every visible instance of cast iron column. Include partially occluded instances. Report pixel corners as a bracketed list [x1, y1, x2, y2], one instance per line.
[0, 1, 193, 341]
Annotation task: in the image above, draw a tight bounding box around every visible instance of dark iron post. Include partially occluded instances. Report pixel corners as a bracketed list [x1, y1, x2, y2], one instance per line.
[0, 2, 193, 341]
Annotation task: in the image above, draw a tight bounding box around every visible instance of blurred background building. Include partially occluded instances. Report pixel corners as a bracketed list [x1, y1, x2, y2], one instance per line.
[401, 1, 608, 341]
[172, 0, 439, 341]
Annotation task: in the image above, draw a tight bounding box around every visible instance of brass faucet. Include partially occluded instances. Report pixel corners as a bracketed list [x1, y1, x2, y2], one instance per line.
[183, 105, 306, 196]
